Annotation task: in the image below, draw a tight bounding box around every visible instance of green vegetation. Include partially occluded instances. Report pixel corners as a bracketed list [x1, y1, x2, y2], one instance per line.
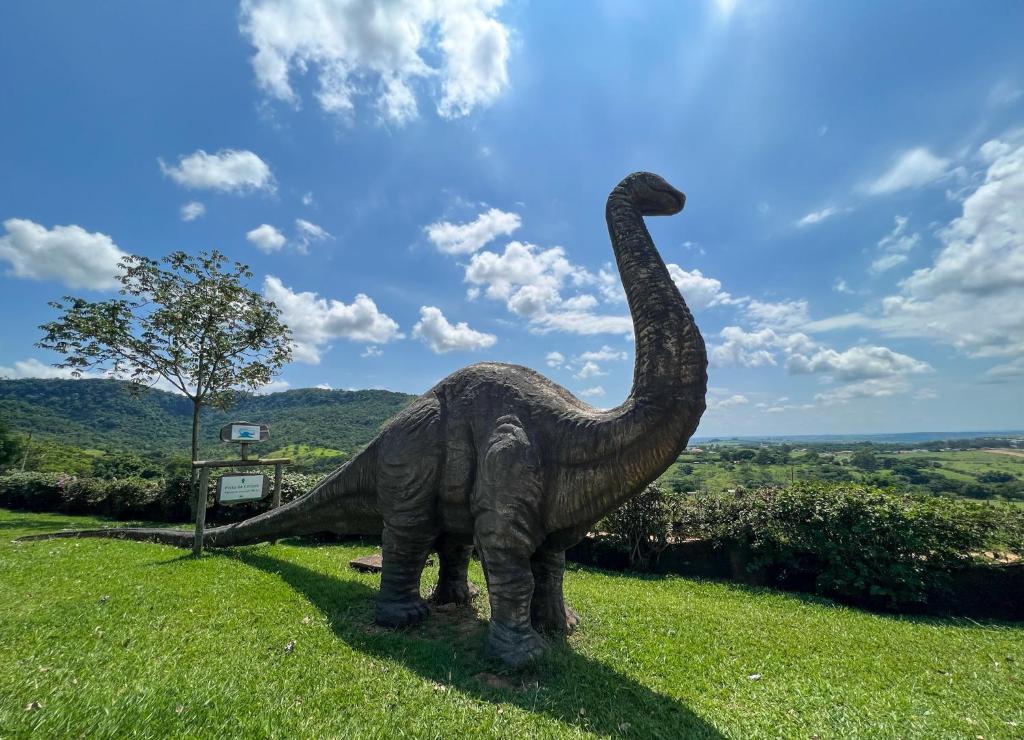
[0, 378, 414, 468]
[660, 439, 1024, 501]
[675, 483, 1023, 609]
[1, 509, 1021, 738]
[265, 443, 350, 474]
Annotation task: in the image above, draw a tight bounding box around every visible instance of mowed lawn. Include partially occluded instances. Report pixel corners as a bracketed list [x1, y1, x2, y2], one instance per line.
[1, 509, 1021, 738]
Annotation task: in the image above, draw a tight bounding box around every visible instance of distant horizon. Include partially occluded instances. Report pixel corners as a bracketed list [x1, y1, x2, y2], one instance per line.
[2, 375, 1021, 443]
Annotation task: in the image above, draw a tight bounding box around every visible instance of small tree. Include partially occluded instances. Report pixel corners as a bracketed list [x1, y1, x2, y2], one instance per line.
[0, 418, 24, 471]
[38, 250, 292, 505]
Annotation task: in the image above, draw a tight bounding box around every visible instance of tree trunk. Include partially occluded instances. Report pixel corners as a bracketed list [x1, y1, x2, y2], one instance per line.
[189, 400, 201, 519]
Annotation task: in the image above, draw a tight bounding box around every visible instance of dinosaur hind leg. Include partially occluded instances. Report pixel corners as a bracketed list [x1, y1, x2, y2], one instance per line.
[474, 415, 548, 668]
[431, 534, 478, 605]
[530, 549, 580, 634]
[375, 525, 434, 628]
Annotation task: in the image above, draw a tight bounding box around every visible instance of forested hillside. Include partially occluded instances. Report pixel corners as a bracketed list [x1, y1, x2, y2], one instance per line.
[0, 379, 415, 463]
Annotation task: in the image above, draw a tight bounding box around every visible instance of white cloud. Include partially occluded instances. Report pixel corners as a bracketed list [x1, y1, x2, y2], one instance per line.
[573, 361, 606, 380]
[786, 345, 931, 381]
[263, 275, 402, 363]
[982, 357, 1024, 384]
[865, 147, 950, 195]
[302, 192, 315, 206]
[711, 326, 813, 368]
[708, 394, 749, 410]
[797, 206, 839, 227]
[817, 138, 1024, 358]
[315, 382, 333, 389]
[833, 278, 854, 294]
[465, 241, 589, 316]
[239, 0, 511, 123]
[745, 299, 809, 330]
[159, 149, 274, 193]
[545, 351, 565, 368]
[253, 379, 291, 394]
[0, 358, 93, 380]
[578, 385, 606, 398]
[870, 215, 919, 273]
[425, 208, 521, 255]
[815, 377, 911, 405]
[361, 346, 383, 358]
[294, 219, 331, 254]
[412, 306, 496, 353]
[247, 224, 287, 253]
[666, 265, 740, 309]
[180, 201, 206, 221]
[578, 345, 628, 362]
[0, 219, 127, 290]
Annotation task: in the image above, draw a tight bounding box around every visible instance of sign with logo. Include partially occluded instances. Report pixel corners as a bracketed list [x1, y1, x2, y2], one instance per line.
[216, 474, 268, 505]
[219, 422, 270, 444]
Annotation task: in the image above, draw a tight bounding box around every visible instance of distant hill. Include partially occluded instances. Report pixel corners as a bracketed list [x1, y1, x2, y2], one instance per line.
[0, 378, 416, 460]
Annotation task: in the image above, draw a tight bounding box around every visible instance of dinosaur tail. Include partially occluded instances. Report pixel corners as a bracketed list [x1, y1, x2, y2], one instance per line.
[16, 443, 381, 548]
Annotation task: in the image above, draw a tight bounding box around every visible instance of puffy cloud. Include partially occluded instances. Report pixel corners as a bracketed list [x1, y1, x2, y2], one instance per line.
[545, 351, 565, 368]
[870, 215, 919, 273]
[426, 208, 521, 255]
[786, 345, 931, 381]
[361, 346, 383, 358]
[578, 345, 628, 362]
[666, 265, 740, 310]
[982, 357, 1024, 384]
[797, 206, 839, 227]
[815, 377, 911, 405]
[239, 0, 511, 123]
[263, 275, 402, 363]
[253, 379, 291, 394]
[0, 218, 127, 290]
[294, 219, 331, 254]
[578, 385, 605, 398]
[302, 191, 315, 206]
[833, 278, 854, 294]
[412, 306, 496, 353]
[710, 326, 815, 368]
[246, 224, 287, 253]
[465, 240, 590, 316]
[180, 201, 206, 221]
[816, 138, 1024, 358]
[573, 361, 606, 380]
[865, 147, 950, 195]
[708, 394, 749, 410]
[0, 358, 92, 380]
[745, 299, 809, 330]
[159, 149, 274, 193]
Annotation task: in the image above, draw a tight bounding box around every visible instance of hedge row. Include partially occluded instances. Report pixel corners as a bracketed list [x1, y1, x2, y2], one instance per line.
[598, 482, 1024, 610]
[0, 471, 324, 524]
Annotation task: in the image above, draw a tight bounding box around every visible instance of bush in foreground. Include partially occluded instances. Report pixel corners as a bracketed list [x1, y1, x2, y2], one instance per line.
[674, 483, 1022, 609]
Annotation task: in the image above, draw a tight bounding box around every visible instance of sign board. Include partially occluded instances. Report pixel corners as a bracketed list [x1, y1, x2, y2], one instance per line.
[216, 474, 268, 505]
[219, 422, 270, 444]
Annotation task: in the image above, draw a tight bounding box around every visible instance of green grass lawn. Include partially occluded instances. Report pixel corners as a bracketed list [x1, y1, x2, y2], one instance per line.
[1, 509, 1022, 738]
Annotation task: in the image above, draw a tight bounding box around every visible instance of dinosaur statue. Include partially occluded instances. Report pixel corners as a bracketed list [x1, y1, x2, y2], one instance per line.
[21, 172, 707, 667]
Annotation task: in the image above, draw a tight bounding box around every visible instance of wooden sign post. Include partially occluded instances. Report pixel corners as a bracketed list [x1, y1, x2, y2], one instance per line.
[191, 421, 290, 556]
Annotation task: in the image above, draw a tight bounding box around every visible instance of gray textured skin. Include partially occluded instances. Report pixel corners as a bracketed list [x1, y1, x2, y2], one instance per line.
[21, 172, 708, 667]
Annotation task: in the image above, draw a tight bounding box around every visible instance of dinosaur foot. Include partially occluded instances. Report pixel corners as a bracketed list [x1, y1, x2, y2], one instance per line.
[430, 580, 481, 606]
[532, 602, 580, 635]
[488, 622, 549, 669]
[374, 597, 430, 629]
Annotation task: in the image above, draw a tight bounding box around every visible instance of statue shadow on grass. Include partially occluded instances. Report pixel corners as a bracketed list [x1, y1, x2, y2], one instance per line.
[217, 548, 724, 739]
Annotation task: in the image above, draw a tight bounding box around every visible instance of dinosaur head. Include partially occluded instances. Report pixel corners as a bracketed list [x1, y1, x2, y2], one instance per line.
[622, 172, 685, 216]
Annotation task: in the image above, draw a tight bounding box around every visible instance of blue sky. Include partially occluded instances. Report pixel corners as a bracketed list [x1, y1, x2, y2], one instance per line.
[1, 0, 1022, 436]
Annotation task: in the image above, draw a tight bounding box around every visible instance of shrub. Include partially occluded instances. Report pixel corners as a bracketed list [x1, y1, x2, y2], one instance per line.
[674, 483, 1016, 609]
[597, 483, 679, 569]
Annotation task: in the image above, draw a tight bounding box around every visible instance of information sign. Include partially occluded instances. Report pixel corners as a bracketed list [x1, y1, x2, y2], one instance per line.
[216, 474, 268, 505]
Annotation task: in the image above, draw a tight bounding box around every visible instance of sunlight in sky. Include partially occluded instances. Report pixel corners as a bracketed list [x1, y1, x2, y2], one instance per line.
[1, 0, 1022, 435]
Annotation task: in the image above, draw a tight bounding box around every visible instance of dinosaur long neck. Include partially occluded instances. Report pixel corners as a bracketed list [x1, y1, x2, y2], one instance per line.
[550, 183, 707, 531]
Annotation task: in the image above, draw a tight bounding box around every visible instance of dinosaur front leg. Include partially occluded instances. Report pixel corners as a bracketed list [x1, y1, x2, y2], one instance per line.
[530, 549, 580, 634]
[431, 534, 478, 605]
[375, 525, 434, 628]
